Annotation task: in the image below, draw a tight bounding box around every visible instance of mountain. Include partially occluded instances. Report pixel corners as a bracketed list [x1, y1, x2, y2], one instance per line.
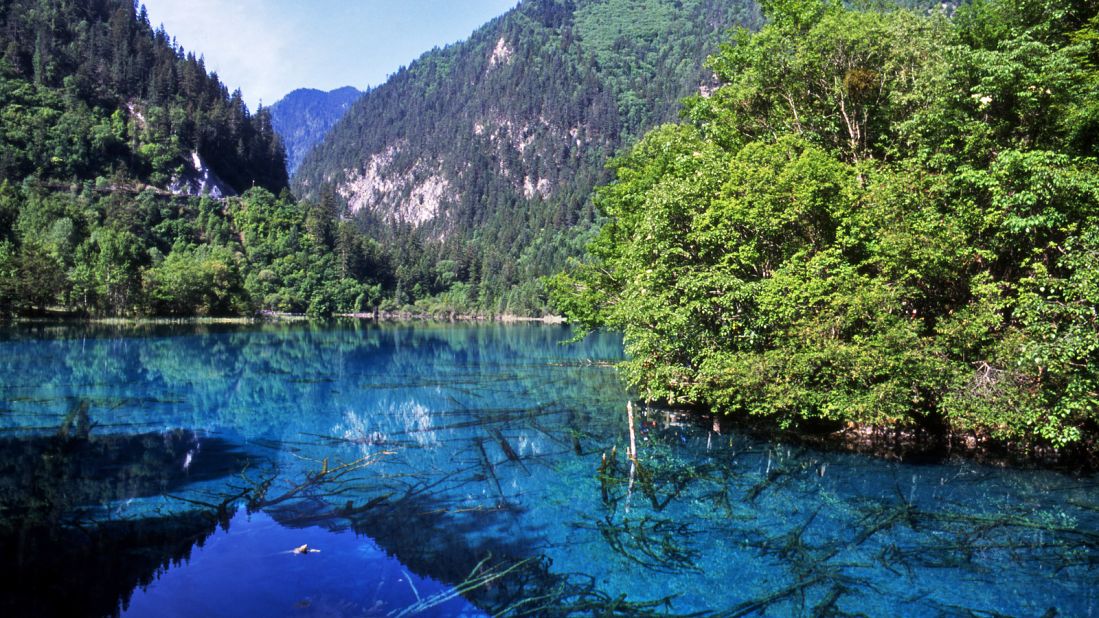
[0, 0, 288, 194]
[0, 0, 383, 318]
[293, 0, 763, 314]
[270, 86, 363, 176]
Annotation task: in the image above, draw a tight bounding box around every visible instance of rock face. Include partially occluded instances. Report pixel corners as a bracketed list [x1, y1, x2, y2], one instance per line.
[293, 0, 763, 235]
[269, 86, 363, 176]
[287, 0, 767, 310]
[169, 151, 237, 199]
[333, 142, 453, 226]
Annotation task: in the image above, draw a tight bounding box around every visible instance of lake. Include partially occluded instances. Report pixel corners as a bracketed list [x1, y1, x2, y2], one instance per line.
[1, 322, 1096, 617]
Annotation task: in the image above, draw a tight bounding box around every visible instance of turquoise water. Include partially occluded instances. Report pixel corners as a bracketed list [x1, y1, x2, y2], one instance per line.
[0, 322, 1096, 617]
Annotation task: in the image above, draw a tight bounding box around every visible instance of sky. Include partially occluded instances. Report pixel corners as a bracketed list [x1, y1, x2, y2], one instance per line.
[140, 0, 519, 110]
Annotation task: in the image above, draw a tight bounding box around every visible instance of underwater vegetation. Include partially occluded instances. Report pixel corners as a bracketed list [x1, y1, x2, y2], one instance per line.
[0, 323, 1096, 616]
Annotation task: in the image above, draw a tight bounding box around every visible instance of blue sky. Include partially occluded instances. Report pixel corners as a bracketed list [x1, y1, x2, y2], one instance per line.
[140, 1, 518, 110]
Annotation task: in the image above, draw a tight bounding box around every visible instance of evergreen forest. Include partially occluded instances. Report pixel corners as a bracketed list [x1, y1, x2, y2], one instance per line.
[0, 0, 385, 317]
[4, 1, 1099, 614]
[1, 0, 766, 318]
[294, 0, 763, 315]
[269, 86, 362, 177]
[3, 0, 1097, 453]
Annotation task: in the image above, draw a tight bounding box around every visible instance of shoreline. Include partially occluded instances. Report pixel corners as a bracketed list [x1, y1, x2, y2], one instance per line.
[669, 406, 1099, 473]
[10, 315, 1084, 470]
[1, 312, 568, 326]
[338, 311, 566, 323]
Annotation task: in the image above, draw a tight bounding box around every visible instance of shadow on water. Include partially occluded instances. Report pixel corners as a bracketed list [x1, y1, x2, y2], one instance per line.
[0, 401, 262, 618]
[168, 409, 1098, 616]
[261, 463, 683, 617]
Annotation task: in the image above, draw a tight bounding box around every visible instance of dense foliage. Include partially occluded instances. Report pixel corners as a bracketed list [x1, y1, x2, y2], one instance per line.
[552, 0, 1099, 448]
[0, 0, 287, 192]
[0, 182, 384, 317]
[295, 0, 762, 315]
[269, 86, 362, 177]
[0, 0, 384, 317]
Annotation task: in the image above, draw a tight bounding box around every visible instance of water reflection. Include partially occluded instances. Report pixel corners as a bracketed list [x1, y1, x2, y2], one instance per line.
[0, 323, 1097, 616]
[122, 510, 483, 618]
[0, 401, 259, 617]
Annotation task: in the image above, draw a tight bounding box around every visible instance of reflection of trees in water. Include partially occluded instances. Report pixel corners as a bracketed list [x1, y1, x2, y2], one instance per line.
[0, 401, 260, 618]
[2, 509, 224, 618]
[0, 322, 623, 438]
[8, 399, 1091, 616]
[0, 322, 641, 616]
[15, 325, 1091, 615]
[273, 398, 1099, 616]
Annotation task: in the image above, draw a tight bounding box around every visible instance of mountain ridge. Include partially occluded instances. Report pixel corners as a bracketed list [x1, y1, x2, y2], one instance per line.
[0, 0, 288, 195]
[293, 0, 762, 312]
[270, 86, 363, 176]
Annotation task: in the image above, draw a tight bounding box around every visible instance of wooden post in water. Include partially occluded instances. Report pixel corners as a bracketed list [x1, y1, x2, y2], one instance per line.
[627, 401, 638, 463]
[626, 401, 638, 510]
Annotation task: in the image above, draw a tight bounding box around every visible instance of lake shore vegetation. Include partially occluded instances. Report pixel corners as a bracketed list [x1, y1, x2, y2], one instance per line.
[551, 0, 1099, 456]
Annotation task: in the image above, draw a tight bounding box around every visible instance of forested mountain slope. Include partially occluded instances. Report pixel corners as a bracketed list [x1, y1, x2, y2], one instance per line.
[0, 0, 384, 318]
[294, 0, 763, 313]
[0, 0, 287, 194]
[270, 86, 362, 177]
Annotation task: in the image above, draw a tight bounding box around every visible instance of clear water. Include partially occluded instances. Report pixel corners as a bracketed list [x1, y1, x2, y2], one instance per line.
[1, 322, 1096, 617]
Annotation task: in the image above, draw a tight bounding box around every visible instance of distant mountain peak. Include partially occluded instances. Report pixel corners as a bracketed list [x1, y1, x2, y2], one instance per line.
[270, 86, 364, 176]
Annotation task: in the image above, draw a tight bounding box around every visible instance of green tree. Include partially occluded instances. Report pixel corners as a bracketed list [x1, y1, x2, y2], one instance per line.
[144, 243, 250, 316]
[0, 241, 18, 315]
[554, 0, 1099, 450]
[79, 228, 145, 315]
[16, 242, 67, 312]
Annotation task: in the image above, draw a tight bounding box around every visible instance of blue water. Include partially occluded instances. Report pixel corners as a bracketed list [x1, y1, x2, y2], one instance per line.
[0, 322, 1097, 617]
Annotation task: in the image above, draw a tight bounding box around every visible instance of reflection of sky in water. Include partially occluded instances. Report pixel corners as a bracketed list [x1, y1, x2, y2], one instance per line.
[123, 510, 483, 618]
[0, 322, 1097, 617]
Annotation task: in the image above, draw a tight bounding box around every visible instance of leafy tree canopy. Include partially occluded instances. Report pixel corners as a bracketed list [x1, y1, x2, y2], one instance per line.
[552, 0, 1099, 450]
